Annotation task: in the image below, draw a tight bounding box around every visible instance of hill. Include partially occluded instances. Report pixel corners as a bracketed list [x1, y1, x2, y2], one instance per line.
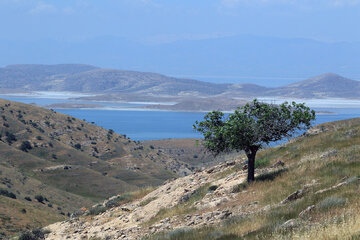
[266, 73, 360, 98]
[0, 99, 191, 237]
[3, 35, 360, 81]
[44, 117, 360, 239]
[1, 64, 360, 111]
[0, 64, 231, 96]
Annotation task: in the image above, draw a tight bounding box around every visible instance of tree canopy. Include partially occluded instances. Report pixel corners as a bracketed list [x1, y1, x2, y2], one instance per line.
[194, 99, 316, 182]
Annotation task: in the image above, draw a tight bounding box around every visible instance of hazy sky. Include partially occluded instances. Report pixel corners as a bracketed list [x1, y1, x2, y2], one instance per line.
[1, 0, 360, 43]
[1, 0, 360, 85]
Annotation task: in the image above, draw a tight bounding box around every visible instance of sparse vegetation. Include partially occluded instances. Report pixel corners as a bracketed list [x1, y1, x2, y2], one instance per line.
[0, 188, 17, 199]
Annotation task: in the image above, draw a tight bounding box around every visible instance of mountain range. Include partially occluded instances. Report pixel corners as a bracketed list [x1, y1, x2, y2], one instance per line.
[1, 64, 360, 99]
[2, 35, 360, 85]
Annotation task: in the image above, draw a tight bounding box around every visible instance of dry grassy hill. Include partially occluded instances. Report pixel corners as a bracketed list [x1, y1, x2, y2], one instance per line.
[0, 99, 191, 238]
[44, 117, 360, 240]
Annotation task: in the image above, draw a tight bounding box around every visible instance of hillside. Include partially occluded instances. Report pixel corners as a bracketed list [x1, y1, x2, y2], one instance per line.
[266, 73, 360, 98]
[1, 65, 360, 112]
[0, 99, 191, 237]
[44, 117, 360, 240]
[0, 64, 231, 96]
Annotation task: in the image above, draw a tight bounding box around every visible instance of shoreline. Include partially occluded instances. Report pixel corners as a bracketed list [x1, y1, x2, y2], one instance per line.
[2, 91, 360, 113]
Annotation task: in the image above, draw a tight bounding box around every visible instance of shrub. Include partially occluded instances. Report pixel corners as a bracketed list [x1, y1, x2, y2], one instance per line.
[34, 195, 44, 203]
[20, 141, 32, 152]
[317, 197, 346, 211]
[255, 157, 271, 168]
[5, 131, 16, 144]
[89, 205, 107, 215]
[208, 185, 218, 191]
[74, 143, 81, 150]
[36, 136, 42, 140]
[0, 188, 16, 199]
[24, 196, 32, 201]
[18, 229, 49, 240]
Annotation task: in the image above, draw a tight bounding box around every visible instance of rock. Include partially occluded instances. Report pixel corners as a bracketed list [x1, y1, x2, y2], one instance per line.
[281, 181, 317, 204]
[271, 161, 285, 168]
[179, 190, 196, 203]
[280, 219, 300, 230]
[281, 189, 306, 204]
[320, 149, 338, 158]
[226, 161, 236, 166]
[299, 205, 315, 217]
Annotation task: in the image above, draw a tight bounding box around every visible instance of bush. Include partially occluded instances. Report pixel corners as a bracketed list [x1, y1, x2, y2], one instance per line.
[255, 157, 271, 168]
[18, 229, 49, 240]
[0, 188, 16, 199]
[34, 195, 44, 203]
[208, 185, 218, 191]
[20, 141, 32, 152]
[5, 131, 16, 144]
[24, 196, 32, 201]
[74, 143, 81, 150]
[36, 136, 42, 140]
[89, 205, 107, 215]
[317, 197, 346, 211]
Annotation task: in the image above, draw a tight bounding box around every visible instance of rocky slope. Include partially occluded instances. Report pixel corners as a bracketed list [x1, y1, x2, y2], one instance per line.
[43, 118, 360, 240]
[0, 99, 191, 237]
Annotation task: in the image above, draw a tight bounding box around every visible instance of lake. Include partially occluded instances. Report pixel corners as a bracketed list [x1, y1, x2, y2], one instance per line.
[1, 95, 360, 141]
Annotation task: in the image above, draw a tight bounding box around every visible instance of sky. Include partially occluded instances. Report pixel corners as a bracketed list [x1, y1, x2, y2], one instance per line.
[1, 0, 360, 42]
[1, 0, 360, 85]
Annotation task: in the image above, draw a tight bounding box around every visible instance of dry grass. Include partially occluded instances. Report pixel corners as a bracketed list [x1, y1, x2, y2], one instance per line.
[147, 118, 360, 240]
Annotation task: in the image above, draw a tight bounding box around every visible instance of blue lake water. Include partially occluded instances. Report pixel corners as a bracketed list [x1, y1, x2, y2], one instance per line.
[1, 95, 360, 141]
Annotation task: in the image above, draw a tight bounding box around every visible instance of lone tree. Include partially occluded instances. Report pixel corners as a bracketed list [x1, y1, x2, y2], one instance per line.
[194, 99, 315, 183]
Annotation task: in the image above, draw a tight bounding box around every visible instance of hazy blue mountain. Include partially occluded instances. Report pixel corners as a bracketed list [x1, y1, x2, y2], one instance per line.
[1, 35, 360, 86]
[266, 73, 360, 98]
[0, 64, 359, 99]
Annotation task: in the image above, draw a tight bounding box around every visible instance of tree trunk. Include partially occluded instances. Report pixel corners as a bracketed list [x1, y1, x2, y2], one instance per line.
[245, 147, 258, 183]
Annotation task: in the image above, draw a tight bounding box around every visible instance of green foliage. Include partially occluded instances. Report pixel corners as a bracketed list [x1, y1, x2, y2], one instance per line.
[255, 157, 271, 168]
[194, 99, 315, 182]
[194, 99, 315, 154]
